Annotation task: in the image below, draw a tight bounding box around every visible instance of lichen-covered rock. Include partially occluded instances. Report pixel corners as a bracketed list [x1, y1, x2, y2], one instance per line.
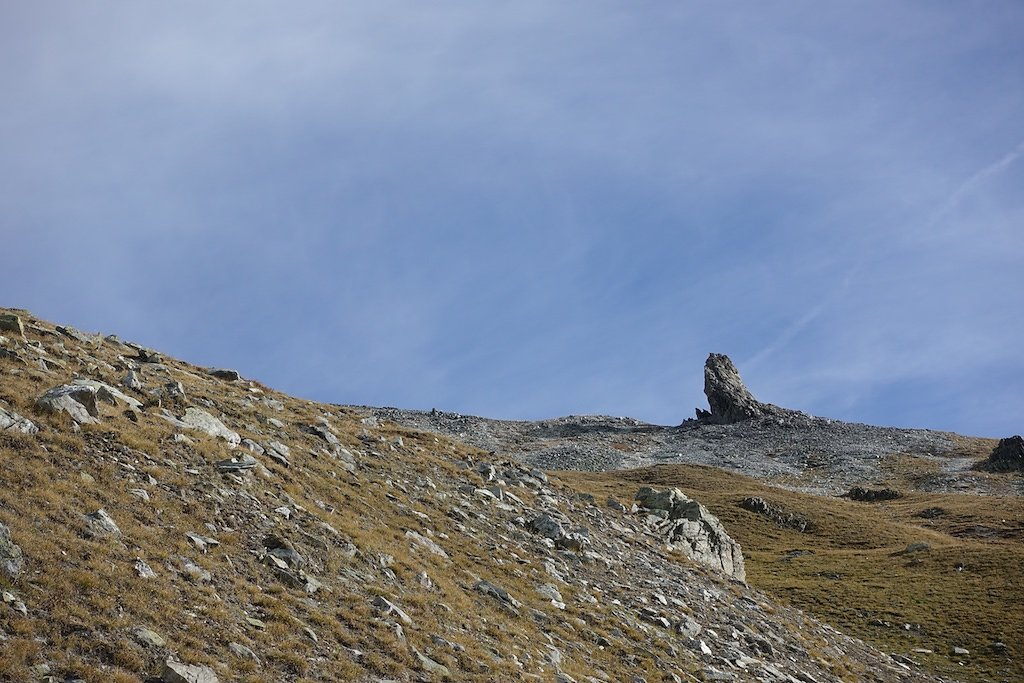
[635, 486, 745, 581]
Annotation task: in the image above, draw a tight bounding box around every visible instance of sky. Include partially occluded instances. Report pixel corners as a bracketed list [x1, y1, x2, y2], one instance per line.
[2, 2, 1023, 437]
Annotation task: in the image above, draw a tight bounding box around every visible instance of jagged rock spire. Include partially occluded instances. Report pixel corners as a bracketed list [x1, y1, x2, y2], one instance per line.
[701, 353, 765, 423]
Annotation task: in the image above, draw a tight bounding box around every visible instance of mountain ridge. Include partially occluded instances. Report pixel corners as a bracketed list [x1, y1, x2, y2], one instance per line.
[1, 308, 1020, 683]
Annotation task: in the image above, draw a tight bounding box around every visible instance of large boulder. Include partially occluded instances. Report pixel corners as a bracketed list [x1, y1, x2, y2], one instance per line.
[984, 435, 1024, 472]
[635, 486, 745, 581]
[36, 384, 100, 424]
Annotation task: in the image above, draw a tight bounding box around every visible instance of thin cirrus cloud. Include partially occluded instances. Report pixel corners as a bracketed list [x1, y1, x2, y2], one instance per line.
[1, 2, 1022, 437]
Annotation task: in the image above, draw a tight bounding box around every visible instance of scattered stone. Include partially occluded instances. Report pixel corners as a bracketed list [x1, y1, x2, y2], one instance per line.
[953, 646, 970, 656]
[122, 370, 144, 391]
[69, 378, 143, 410]
[412, 647, 450, 677]
[228, 641, 260, 662]
[0, 406, 38, 434]
[161, 408, 241, 445]
[372, 595, 413, 625]
[0, 523, 24, 580]
[36, 384, 100, 424]
[739, 497, 811, 532]
[208, 368, 241, 381]
[474, 579, 522, 610]
[132, 626, 166, 647]
[84, 509, 122, 537]
[215, 454, 258, 472]
[161, 660, 219, 683]
[843, 487, 902, 502]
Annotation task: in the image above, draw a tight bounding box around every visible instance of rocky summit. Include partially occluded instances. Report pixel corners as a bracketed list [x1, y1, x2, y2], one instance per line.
[0, 307, 1021, 683]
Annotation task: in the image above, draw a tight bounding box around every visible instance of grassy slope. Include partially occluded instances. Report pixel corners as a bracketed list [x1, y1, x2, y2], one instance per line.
[560, 464, 1023, 683]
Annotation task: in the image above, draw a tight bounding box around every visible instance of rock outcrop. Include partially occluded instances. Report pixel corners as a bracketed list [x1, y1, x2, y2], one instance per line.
[980, 435, 1024, 472]
[695, 353, 809, 427]
[635, 486, 746, 581]
[698, 353, 768, 424]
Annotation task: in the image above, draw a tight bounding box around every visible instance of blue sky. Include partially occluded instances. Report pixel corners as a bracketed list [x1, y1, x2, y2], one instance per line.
[3, 2, 1022, 437]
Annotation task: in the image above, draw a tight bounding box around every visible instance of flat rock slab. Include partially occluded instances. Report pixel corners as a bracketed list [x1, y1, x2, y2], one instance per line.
[71, 378, 143, 411]
[161, 408, 240, 445]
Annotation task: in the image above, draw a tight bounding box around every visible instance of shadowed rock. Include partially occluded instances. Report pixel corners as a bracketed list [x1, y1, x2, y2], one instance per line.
[982, 435, 1024, 472]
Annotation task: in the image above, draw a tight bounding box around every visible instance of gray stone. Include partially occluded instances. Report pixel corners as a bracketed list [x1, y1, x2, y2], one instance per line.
[180, 559, 211, 583]
[0, 523, 24, 580]
[474, 579, 522, 609]
[36, 384, 100, 424]
[303, 423, 340, 447]
[696, 353, 799, 425]
[132, 626, 166, 647]
[372, 595, 413, 625]
[412, 647, 450, 677]
[635, 487, 745, 581]
[0, 407, 38, 435]
[698, 353, 768, 424]
[70, 378, 143, 411]
[161, 660, 219, 683]
[405, 530, 449, 559]
[227, 641, 259, 661]
[121, 370, 144, 391]
[84, 509, 122, 537]
[214, 454, 258, 472]
[161, 408, 240, 446]
[134, 559, 156, 578]
[739, 496, 811, 532]
[208, 368, 241, 381]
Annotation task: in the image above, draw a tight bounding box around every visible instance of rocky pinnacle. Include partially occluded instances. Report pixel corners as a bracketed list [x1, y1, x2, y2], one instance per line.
[696, 353, 791, 424]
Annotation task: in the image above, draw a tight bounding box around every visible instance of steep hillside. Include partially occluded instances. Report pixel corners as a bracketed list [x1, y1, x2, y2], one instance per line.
[0, 307, 994, 683]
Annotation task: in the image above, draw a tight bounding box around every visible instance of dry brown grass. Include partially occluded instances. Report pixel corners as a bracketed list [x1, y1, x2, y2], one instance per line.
[559, 463, 1024, 683]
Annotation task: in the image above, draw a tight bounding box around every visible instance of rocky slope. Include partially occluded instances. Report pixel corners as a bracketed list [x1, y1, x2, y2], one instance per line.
[357, 355, 1016, 498]
[0, 308, 965, 682]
